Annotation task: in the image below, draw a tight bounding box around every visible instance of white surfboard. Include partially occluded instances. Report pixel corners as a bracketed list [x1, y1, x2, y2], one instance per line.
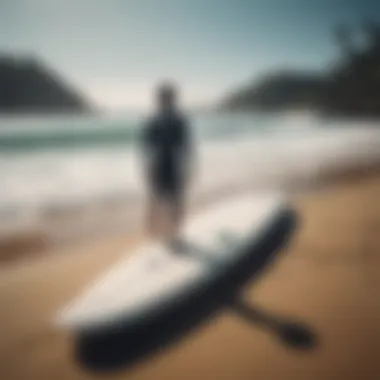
[56, 193, 294, 332]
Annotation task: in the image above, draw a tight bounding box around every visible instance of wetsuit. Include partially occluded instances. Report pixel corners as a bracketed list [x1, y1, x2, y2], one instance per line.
[141, 110, 191, 202]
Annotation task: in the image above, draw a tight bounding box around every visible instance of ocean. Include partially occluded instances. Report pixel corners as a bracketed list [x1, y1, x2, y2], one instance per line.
[0, 112, 379, 240]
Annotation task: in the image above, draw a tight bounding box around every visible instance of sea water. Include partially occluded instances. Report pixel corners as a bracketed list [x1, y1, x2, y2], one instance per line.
[0, 112, 379, 239]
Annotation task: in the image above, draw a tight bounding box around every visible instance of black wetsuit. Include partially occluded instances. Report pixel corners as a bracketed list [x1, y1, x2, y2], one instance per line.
[141, 111, 191, 200]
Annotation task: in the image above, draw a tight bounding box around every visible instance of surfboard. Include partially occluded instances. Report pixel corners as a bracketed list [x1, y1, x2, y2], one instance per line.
[56, 193, 297, 371]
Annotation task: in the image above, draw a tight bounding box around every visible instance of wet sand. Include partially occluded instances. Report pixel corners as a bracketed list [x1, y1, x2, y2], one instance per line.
[1, 173, 380, 380]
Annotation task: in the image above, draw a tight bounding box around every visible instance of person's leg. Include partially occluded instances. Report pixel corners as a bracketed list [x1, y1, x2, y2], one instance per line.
[171, 189, 185, 236]
[146, 178, 165, 239]
[146, 194, 156, 238]
[166, 183, 186, 249]
[152, 170, 186, 247]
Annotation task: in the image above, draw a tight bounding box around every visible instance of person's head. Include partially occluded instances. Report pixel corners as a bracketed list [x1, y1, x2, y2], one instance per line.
[155, 81, 178, 111]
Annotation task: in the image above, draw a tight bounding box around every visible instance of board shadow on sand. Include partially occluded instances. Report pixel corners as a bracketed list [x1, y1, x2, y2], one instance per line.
[72, 209, 318, 373]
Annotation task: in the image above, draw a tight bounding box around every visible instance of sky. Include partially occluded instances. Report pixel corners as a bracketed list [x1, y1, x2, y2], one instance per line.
[1, 0, 380, 111]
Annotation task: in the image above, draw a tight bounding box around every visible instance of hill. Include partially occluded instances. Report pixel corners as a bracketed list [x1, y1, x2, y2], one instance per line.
[0, 54, 92, 114]
[223, 71, 327, 112]
[222, 21, 380, 118]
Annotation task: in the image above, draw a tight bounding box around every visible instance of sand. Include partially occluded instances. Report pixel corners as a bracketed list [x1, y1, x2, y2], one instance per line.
[1, 172, 380, 380]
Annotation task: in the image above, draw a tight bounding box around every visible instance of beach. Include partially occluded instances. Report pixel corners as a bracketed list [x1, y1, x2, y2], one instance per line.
[0, 166, 380, 380]
[3, 2, 380, 378]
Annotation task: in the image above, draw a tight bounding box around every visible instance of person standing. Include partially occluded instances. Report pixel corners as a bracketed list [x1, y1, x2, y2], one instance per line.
[140, 82, 194, 249]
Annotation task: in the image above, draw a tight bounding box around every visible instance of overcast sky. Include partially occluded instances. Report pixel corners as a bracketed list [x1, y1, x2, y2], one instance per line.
[1, 0, 380, 110]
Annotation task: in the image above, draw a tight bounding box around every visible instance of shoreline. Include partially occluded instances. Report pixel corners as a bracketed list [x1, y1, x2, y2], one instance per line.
[1, 162, 379, 268]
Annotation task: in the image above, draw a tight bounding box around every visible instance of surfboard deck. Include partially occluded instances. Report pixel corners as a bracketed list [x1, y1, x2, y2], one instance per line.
[56, 193, 297, 371]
